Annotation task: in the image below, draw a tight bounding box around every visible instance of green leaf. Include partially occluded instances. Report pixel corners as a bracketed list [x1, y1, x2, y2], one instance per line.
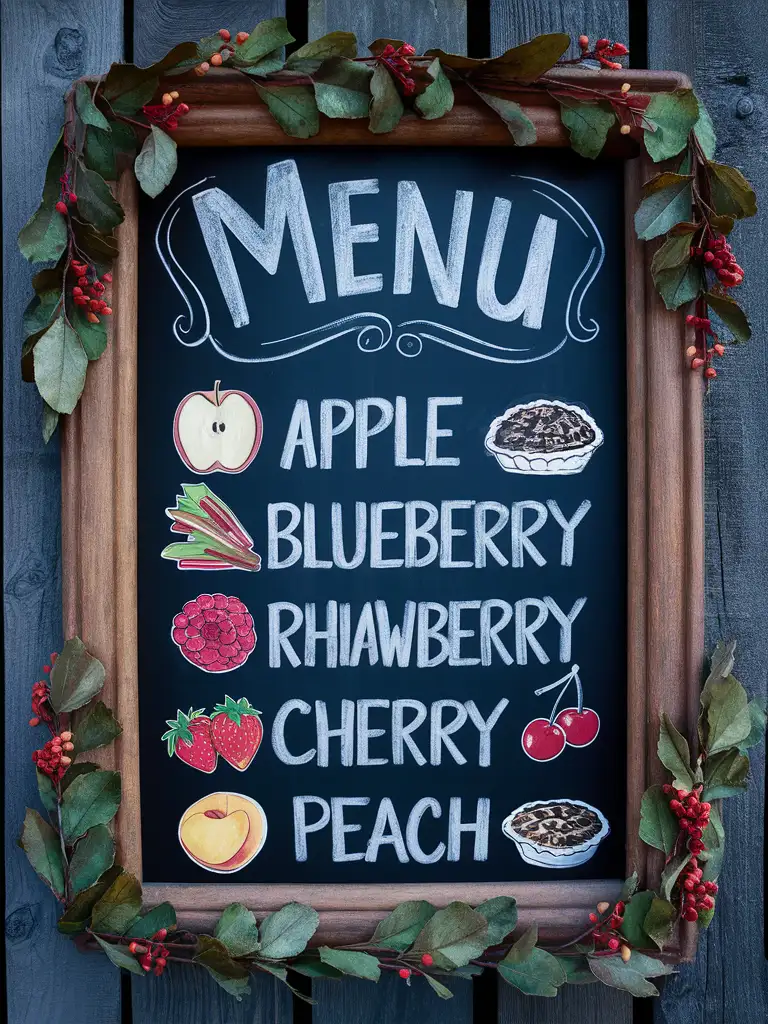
[369, 38, 406, 56]
[258, 902, 318, 959]
[639, 785, 679, 854]
[702, 747, 749, 799]
[194, 935, 251, 1000]
[739, 699, 767, 753]
[705, 673, 752, 754]
[60, 769, 121, 842]
[36, 769, 58, 814]
[33, 316, 88, 416]
[660, 852, 691, 901]
[134, 125, 177, 199]
[103, 42, 198, 108]
[109, 77, 158, 116]
[62, 761, 100, 789]
[290, 955, 343, 979]
[215, 903, 261, 957]
[127, 902, 177, 939]
[559, 100, 615, 159]
[240, 49, 291, 77]
[707, 640, 736, 682]
[589, 951, 674, 996]
[24, 286, 60, 340]
[19, 808, 65, 895]
[371, 900, 436, 951]
[58, 865, 123, 934]
[76, 168, 124, 233]
[369, 64, 404, 134]
[423, 48, 482, 71]
[654, 261, 703, 310]
[698, 904, 716, 929]
[658, 713, 696, 790]
[69, 824, 115, 894]
[18, 139, 67, 263]
[705, 292, 752, 343]
[475, 896, 518, 946]
[558, 955, 597, 985]
[473, 90, 536, 145]
[619, 890, 655, 947]
[233, 17, 294, 65]
[74, 81, 110, 131]
[415, 60, 454, 120]
[253, 83, 320, 138]
[634, 176, 693, 240]
[84, 128, 117, 182]
[49, 637, 106, 713]
[318, 947, 381, 981]
[701, 803, 725, 881]
[289, 31, 357, 61]
[314, 58, 372, 119]
[71, 303, 108, 361]
[42, 403, 60, 443]
[693, 97, 716, 158]
[499, 928, 566, 998]
[92, 934, 145, 975]
[643, 90, 699, 162]
[708, 161, 757, 219]
[412, 902, 489, 968]
[73, 700, 123, 752]
[423, 974, 454, 999]
[620, 872, 639, 902]
[90, 870, 142, 935]
[479, 33, 570, 81]
[652, 232, 695, 274]
[643, 898, 677, 950]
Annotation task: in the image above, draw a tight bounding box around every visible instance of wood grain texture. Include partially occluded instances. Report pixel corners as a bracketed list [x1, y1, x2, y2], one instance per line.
[649, 1, 768, 1021]
[2, 2, 123, 1022]
[490, 0, 628, 57]
[132, 0, 285, 65]
[308, 0, 466, 55]
[313, 974, 472, 1024]
[498, 979, 632, 1022]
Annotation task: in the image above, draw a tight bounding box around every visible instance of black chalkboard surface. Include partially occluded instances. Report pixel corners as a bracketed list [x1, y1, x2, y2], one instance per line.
[137, 146, 626, 885]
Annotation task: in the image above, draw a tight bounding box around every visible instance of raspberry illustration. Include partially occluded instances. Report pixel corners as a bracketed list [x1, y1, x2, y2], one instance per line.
[171, 594, 256, 673]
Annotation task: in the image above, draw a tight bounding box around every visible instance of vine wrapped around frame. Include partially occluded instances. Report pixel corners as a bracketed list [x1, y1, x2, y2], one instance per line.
[17, 21, 756, 441]
[19, 637, 765, 1000]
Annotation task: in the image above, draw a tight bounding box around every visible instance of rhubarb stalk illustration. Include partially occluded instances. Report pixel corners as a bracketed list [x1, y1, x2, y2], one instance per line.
[162, 483, 261, 571]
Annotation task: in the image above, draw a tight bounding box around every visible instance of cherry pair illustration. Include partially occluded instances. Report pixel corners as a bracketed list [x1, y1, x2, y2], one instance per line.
[521, 664, 600, 762]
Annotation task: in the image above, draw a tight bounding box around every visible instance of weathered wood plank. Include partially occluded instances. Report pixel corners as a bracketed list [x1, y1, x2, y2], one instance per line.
[649, 2, 768, 1021]
[2, 2, 124, 1022]
[132, 0, 284, 65]
[490, 0, 628, 56]
[308, 0, 466, 55]
[129, 2, 290, 1020]
[491, 2, 633, 1020]
[313, 974, 473, 1024]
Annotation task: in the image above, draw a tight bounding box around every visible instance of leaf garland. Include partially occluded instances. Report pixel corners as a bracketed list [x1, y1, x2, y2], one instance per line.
[17, 20, 756, 438]
[18, 635, 762, 1001]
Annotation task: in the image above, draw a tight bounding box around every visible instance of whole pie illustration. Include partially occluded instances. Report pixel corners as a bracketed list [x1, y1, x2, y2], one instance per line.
[485, 400, 603, 475]
[502, 798, 609, 868]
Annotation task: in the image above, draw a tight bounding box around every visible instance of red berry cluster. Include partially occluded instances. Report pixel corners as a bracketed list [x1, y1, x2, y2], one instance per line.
[70, 260, 112, 324]
[696, 234, 744, 289]
[397, 954, 433, 980]
[195, 28, 250, 75]
[663, 783, 712, 858]
[129, 930, 169, 975]
[378, 43, 418, 96]
[142, 90, 190, 131]
[29, 661, 55, 727]
[685, 314, 723, 379]
[578, 35, 629, 69]
[588, 899, 629, 958]
[55, 170, 77, 216]
[677, 860, 717, 922]
[32, 731, 74, 779]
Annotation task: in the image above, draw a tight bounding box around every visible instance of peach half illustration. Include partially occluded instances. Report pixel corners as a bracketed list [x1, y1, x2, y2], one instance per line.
[178, 792, 267, 873]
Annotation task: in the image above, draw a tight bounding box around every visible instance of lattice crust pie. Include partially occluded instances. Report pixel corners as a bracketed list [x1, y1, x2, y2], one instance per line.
[485, 400, 604, 476]
[502, 799, 610, 868]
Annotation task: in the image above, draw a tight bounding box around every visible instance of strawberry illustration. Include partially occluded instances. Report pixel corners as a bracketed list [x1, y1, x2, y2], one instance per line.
[161, 708, 217, 773]
[210, 696, 262, 771]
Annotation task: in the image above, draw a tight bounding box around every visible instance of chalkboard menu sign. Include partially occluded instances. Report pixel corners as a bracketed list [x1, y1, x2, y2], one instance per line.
[135, 145, 627, 886]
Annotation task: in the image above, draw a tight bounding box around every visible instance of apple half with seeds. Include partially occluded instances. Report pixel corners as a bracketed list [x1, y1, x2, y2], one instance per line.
[173, 381, 263, 474]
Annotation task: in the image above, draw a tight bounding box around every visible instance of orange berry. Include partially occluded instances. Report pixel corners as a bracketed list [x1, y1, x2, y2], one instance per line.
[705, 367, 717, 379]
[218, 28, 231, 42]
[102, 306, 113, 316]
[596, 901, 610, 914]
[620, 124, 631, 135]
[87, 312, 100, 324]
[236, 31, 250, 44]
[686, 345, 697, 358]
[170, 91, 179, 100]
[210, 53, 223, 66]
[162, 92, 173, 106]
[60, 731, 73, 741]
[29, 717, 40, 727]
[60, 755, 72, 766]
[621, 945, 631, 962]
[578, 35, 589, 50]
[621, 82, 631, 93]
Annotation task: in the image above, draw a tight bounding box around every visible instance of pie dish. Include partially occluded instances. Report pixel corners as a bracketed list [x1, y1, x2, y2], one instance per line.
[502, 798, 609, 868]
[485, 400, 603, 475]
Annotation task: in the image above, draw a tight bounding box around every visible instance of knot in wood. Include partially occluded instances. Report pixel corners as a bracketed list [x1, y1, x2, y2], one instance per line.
[5, 905, 36, 943]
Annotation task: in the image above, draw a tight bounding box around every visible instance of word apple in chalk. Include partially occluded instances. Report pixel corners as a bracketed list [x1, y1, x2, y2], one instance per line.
[173, 380, 262, 474]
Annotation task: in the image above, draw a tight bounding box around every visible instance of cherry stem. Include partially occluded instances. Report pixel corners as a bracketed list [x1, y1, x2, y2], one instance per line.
[534, 665, 579, 696]
[547, 679, 572, 726]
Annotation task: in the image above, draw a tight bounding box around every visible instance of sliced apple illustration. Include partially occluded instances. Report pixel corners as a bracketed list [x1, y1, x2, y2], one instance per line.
[178, 792, 267, 873]
[174, 381, 263, 474]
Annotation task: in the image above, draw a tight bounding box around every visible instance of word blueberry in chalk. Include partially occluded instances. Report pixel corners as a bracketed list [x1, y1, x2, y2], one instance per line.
[173, 380, 262, 474]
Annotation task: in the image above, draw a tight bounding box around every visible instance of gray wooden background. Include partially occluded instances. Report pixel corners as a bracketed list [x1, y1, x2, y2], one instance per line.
[3, 1, 766, 1021]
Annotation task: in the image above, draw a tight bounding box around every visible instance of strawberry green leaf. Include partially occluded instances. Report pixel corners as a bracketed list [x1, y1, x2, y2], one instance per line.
[415, 60, 454, 120]
[69, 824, 115, 894]
[73, 700, 123, 753]
[211, 695, 261, 726]
[371, 900, 436, 951]
[643, 90, 699, 162]
[49, 636, 106, 713]
[90, 870, 142, 935]
[19, 808, 65, 896]
[369, 64, 404, 134]
[60, 770, 121, 843]
[215, 902, 261, 957]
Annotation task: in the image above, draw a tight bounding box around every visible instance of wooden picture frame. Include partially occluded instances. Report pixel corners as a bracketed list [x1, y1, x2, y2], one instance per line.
[60, 68, 703, 953]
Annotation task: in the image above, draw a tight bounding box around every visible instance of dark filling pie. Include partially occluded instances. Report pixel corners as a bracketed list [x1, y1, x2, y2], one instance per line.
[509, 802, 602, 849]
[494, 405, 596, 454]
